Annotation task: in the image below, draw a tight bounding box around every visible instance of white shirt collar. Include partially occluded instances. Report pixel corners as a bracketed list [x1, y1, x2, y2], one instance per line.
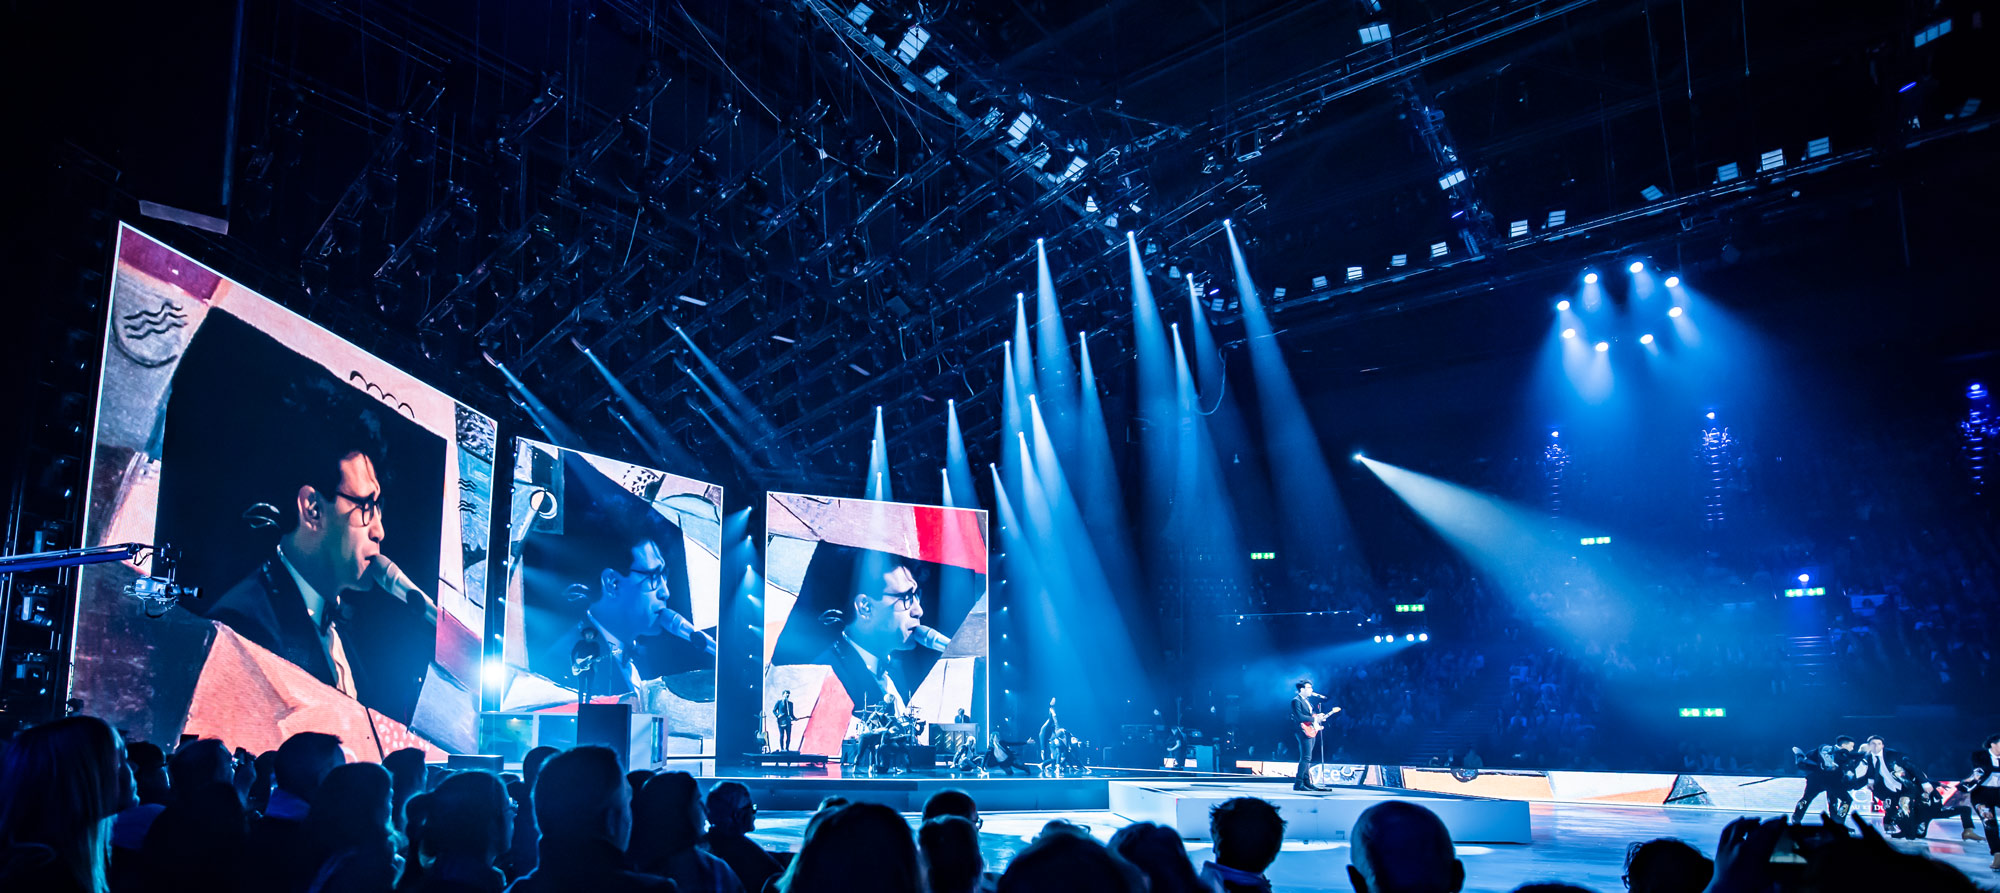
[276, 546, 328, 628]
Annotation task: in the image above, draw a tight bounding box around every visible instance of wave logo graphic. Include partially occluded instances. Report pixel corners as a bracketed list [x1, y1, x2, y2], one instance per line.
[121, 301, 189, 340]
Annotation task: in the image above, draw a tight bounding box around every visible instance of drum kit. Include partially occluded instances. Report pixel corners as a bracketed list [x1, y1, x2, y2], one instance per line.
[853, 703, 926, 774]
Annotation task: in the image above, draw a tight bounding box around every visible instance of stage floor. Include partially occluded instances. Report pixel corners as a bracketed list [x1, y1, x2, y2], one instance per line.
[735, 799, 2000, 891]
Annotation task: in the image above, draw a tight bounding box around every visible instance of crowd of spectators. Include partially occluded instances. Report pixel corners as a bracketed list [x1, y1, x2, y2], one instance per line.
[4, 714, 1991, 892]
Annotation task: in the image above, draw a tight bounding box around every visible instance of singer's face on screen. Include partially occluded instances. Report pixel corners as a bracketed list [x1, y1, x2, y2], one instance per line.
[594, 539, 668, 643]
[299, 451, 385, 592]
[848, 565, 921, 654]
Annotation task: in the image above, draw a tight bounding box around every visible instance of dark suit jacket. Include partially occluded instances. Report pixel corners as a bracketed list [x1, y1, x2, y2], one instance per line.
[1290, 695, 1313, 726]
[206, 554, 430, 724]
[773, 699, 796, 726]
[811, 635, 896, 711]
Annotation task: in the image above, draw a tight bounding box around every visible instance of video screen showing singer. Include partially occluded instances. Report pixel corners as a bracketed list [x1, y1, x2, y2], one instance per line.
[157, 313, 448, 729]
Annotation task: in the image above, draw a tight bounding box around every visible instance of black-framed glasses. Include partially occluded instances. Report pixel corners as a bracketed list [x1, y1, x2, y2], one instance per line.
[886, 588, 922, 611]
[330, 490, 382, 528]
[625, 565, 671, 589]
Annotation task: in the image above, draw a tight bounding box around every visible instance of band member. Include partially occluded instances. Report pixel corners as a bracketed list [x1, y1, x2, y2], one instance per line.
[1791, 736, 1863, 823]
[208, 402, 435, 723]
[800, 545, 940, 710]
[1290, 681, 1329, 792]
[774, 690, 798, 752]
[1970, 734, 2000, 868]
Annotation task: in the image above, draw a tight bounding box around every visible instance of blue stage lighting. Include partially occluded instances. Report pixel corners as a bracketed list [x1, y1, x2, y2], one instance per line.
[1562, 328, 1577, 340]
[1594, 341, 1609, 353]
[1629, 261, 1645, 274]
[1352, 452, 1365, 462]
[1373, 635, 1383, 643]
[1556, 300, 1570, 311]
[1664, 275, 1680, 288]
[1797, 573, 1811, 584]
[1550, 430, 1560, 438]
[1706, 411, 1716, 420]
[1583, 271, 1599, 284]
[1405, 633, 1416, 642]
[1669, 306, 1684, 318]
[1418, 633, 1429, 642]
[1640, 334, 1655, 345]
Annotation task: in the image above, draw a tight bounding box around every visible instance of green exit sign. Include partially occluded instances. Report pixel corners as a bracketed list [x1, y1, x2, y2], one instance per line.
[1578, 536, 1612, 546]
[1783, 587, 1827, 598]
[1394, 604, 1426, 613]
[1249, 551, 1277, 560]
[1678, 707, 1728, 718]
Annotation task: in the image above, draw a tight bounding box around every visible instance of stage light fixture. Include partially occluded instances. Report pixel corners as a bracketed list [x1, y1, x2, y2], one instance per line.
[1359, 23, 1392, 44]
[1346, 266, 1363, 282]
[1958, 98, 1981, 118]
[482, 659, 507, 687]
[1583, 271, 1598, 284]
[1405, 634, 1416, 642]
[1273, 287, 1287, 298]
[1373, 635, 1384, 643]
[1437, 169, 1467, 190]
[1391, 254, 1408, 267]
[1351, 452, 1364, 462]
[894, 26, 931, 62]
[771, 333, 797, 344]
[1640, 334, 1655, 345]
[1914, 18, 1951, 47]
[1664, 275, 1680, 288]
[847, 2, 873, 25]
[1806, 137, 1830, 159]
[1717, 162, 1740, 183]
[1760, 149, 1786, 172]
[1509, 219, 1530, 238]
[1669, 306, 1684, 318]
[1430, 242, 1448, 259]
[1798, 573, 1811, 584]
[1547, 209, 1567, 227]
[1561, 328, 1576, 339]
[923, 66, 949, 86]
[1594, 341, 1609, 353]
[1706, 411, 1716, 420]
[1629, 261, 1645, 274]
[1418, 633, 1429, 642]
[1005, 112, 1036, 147]
[1641, 185, 1665, 201]
[1556, 300, 1570, 312]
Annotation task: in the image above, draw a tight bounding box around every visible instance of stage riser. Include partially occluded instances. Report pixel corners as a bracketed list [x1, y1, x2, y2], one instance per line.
[1109, 782, 1532, 844]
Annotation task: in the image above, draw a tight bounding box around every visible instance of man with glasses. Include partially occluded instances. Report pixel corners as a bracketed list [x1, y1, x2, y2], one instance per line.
[790, 544, 939, 719]
[542, 535, 678, 699]
[209, 421, 431, 716]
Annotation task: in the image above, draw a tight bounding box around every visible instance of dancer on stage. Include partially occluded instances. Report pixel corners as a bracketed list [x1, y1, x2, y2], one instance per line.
[1970, 734, 2000, 868]
[1791, 735, 1864, 823]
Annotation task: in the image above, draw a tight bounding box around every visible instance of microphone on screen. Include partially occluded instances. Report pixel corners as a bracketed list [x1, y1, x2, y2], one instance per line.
[369, 554, 438, 624]
[658, 608, 719, 656]
[912, 625, 952, 652]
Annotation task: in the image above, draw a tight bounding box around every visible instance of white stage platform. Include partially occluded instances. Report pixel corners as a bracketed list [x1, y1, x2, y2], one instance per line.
[1109, 781, 1533, 844]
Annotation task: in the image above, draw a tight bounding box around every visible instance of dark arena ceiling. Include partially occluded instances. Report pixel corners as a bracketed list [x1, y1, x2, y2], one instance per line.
[20, 0, 1997, 494]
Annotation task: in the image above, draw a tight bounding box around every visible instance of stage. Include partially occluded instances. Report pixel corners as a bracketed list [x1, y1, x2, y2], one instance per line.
[730, 794, 2000, 891]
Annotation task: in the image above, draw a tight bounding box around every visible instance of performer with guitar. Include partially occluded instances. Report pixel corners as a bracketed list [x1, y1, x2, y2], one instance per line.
[773, 690, 798, 752]
[1291, 680, 1340, 791]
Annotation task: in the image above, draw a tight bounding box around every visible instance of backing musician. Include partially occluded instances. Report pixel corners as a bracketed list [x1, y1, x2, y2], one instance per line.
[1291, 680, 1339, 792]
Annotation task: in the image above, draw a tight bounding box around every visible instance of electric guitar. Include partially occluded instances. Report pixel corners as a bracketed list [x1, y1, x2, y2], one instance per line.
[1299, 705, 1341, 738]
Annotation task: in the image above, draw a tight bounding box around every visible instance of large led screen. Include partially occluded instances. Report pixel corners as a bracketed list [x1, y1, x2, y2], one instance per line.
[499, 440, 721, 754]
[763, 493, 987, 756]
[73, 224, 495, 757]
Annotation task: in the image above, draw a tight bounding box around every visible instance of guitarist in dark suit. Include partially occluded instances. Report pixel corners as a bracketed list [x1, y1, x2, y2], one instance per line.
[773, 691, 797, 752]
[1291, 680, 1338, 792]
